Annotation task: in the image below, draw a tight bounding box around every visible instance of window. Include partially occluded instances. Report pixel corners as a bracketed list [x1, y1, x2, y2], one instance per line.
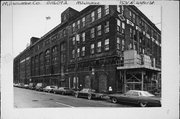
[104, 39, 109, 51]
[77, 20, 80, 29]
[129, 43, 133, 50]
[72, 37, 76, 45]
[130, 28, 133, 37]
[72, 23, 75, 32]
[97, 25, 102, 36]
[117, 19, 125, 34]
[52, 46, 57, 53]
[82, 17, 85, 27]
[45, 49, 50, 73]
[122, 39, 125, 51]
[72, 49, 75, 58]
[76, 34, 80, 44]
[82, 32, 85, 42]
[63, 29, 66, 37]
[81, 47, 85, 56]
[104, 21, 109, 33]
[132, 13, 136, 23]
[122, 22, 125, 33]
[129, 10, 132, 17]
[117, 5, 120, 12]
[39, 53, 44, 75]
[117, 19, 121, 32]
[133, 29, 136, 40]
[105, 5, 109, 15]
[91, 11, 95, 22]
[90, 28, 95, 38]
[77, 48, 80, 57]
[60, 43, 66, 63]
[97, 7, 102, 19]
[97, 41, 102, 53]
[52, 46, 58, 74]
[117, 37, 120, 50]
[91, 44, 95, 54]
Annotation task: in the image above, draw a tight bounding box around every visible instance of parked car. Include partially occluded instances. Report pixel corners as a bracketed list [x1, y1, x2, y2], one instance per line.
[108, 90, 161, 107]
[53, 87, 74, 95]
[28, 83, 36, 90]
[74, 88, 104, 100]
[13, 83, 19, 87]
[23, 84, 29, 89]
[43, 85, 58, 93]
[35, 83, 45, 91]
[15, 83, 21, 88]
[19, 83, 24, 88]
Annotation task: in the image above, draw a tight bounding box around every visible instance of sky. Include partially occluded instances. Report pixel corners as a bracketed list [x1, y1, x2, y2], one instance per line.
[3, 4, 161, 57]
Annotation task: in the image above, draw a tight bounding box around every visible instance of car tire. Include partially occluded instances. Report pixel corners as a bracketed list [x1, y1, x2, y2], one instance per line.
[75, 93, 78, 98]
[139, 102, 147, 107]
[88, 94, 92, 100]
[111, 97, 118, 103]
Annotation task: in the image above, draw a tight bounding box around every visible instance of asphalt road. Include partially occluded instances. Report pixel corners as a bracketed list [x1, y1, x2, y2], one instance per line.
[14, 87, 132, 108]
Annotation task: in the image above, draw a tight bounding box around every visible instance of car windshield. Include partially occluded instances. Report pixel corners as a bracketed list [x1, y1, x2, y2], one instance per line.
[81, 89, 89, 92]
[46, 86, 50, 88]
[125, 90, 133, 95]
[140, 91, 155, 97]
[64, 88, 69, 90]
[51, 86, 57, 88]
[37, 83, 42, 86]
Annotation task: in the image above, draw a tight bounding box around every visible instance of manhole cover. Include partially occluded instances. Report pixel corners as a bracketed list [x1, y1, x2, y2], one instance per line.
[32, 100, 38, 102]
[49, 98, 54, 100]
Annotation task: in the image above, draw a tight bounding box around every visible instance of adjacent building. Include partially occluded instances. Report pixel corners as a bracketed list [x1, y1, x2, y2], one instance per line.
[13, 5, 161, 94]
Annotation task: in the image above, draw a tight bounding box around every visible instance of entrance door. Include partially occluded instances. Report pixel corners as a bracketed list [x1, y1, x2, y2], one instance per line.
[99, 74, 107, 93]
[84, 75, 91, 88]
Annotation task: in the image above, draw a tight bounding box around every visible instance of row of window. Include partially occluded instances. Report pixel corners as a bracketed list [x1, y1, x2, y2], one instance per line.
[72, 39, 110, 58]
[71, 21, 109, 45]
[71, 6, 109, 33]
[121, 6, 160, 42]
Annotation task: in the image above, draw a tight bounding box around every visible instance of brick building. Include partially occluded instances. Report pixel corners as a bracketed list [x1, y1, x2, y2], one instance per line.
[13, 5, 161, 93]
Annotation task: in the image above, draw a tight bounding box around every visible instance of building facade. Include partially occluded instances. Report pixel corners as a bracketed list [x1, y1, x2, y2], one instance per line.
[13, 5, 161, 94]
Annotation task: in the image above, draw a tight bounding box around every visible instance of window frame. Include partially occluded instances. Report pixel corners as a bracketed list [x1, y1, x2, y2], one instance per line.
[104, 21, 109, 33]
[81, 46, 85, 56]
[97, 7, 102, 19]
[90, 44, 95, 54]
[104, 39, 109, 51]
[91, 11, 95, 22]
[97, 41, 102, 53]
[97, 25, 102, 36]
[104, 5, 109, 15]
[82, 17, 85, 27]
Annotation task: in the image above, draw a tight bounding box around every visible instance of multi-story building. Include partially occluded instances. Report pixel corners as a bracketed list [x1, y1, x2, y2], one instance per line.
[13, 5, 161, 94]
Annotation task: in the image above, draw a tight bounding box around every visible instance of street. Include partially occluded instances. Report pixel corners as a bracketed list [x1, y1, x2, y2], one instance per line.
[14, 87, 132, 108]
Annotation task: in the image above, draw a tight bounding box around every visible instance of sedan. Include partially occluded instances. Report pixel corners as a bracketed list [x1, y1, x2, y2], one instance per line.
[74, 88, 104, 100]
[35, 83, 45, 91]
[23, 84, 29, 89]
[28, 83, 36, 90]
[108, 90, 161, 107]
[53, 87, 74, 95]
[43, 86, 58, 93]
